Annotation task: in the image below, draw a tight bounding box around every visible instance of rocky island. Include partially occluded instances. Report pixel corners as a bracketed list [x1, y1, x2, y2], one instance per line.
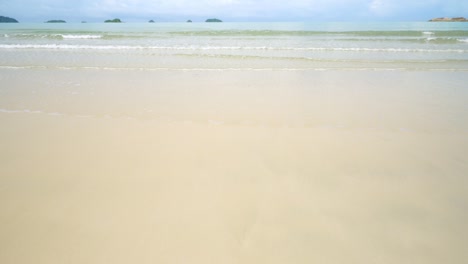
[0, 16, 19, 23]
[205, 18, 222, 22]
[46, 20, 66, 23]
[105, 18, 122, 23]
[429, 17, 467, 22]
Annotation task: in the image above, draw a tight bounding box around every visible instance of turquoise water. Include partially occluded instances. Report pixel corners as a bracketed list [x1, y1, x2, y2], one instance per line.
[1, 22, 468, 70]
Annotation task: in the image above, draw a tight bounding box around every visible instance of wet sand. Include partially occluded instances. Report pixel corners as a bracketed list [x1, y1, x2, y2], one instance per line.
[1, 69, 468, 263]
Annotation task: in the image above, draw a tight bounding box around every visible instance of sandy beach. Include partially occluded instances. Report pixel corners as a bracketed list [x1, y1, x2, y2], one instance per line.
[1, 22, 468, 263]
[1, 68, 468, 263]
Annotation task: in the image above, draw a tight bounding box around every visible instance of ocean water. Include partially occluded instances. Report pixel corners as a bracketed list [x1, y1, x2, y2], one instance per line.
[1, 22, 468, 71]
[1, 22, 468, 264]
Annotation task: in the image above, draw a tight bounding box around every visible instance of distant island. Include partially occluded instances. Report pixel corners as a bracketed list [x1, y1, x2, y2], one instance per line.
[187, 20, 192, 23]
[105, 18, 122, 23]
[46, 20, 66, 23]
[205, 18, 222, 22]
[0, 16, 18, 23]
[429, 17, 467, 22]
[149, 20, 155, 23]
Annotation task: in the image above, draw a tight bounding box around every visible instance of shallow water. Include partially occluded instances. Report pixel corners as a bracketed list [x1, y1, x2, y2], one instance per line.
[1, 22, 468, 264]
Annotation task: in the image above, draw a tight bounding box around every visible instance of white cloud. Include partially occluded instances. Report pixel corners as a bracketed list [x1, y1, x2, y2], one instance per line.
[369, 0, 395, 16]
[1, 0, 467, 22]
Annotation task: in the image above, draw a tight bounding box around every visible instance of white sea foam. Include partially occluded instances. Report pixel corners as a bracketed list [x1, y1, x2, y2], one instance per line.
[0, 44, 466, 53]
[0, 44, 129, 50]
[59, 34, 102, 39]
[458, 38, 468, 43]
[0, 109, 43, 114]
[0, 108, 67, 117]
[9, 33, 102, 39]
[423, 31, 435, 35]
[1, 65, 467, 72]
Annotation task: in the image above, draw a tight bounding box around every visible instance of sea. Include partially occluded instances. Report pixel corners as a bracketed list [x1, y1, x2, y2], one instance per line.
[1, 22, 468, 71]
[1, 22, 468, 264]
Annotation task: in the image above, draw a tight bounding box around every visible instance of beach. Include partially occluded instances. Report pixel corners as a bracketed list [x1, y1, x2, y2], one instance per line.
[1, 22, 468, 263]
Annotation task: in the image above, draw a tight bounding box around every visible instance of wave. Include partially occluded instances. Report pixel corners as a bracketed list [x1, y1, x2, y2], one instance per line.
[326, 37, 468, 44]
[0, 44, 467, 53]
[0, 108, 64, 116]
[174, 53, 468, 63]
[423, 37, 468, 44]
[3, 32, 161, 40]
[3, 33, 102, 40]
[1, 65, 467, 72]
[60, 34, 102, 39]
[4, 30, 468, 39]
[169, 30, 468, 37]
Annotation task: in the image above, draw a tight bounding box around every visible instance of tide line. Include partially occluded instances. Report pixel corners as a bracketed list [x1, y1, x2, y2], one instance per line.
[1, 65, 467, 72]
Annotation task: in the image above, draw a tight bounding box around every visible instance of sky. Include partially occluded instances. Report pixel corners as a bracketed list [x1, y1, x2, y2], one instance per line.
[1, 0, 468, 22]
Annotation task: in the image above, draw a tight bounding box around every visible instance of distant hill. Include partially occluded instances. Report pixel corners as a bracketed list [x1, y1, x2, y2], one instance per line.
[187, 20, 192, 23]
[46, 20, 66, 23]
[429, 17, 467, 22]
[149, 20, 155, 23]
[205, 18, 222, 22]
[0, 16, 18, 23]
[105, 18, 122, 23]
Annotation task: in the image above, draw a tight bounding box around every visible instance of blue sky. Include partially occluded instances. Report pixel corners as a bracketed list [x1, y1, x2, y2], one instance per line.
[1, 0, 468, 22]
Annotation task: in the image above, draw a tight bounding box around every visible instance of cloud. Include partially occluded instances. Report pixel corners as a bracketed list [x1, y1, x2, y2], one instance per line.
[369, 0, 394, 15]
[1, 0, 467, 22]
